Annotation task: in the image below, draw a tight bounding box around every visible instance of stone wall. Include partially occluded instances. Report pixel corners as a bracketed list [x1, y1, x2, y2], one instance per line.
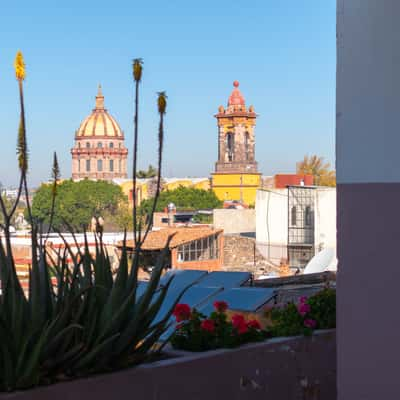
[223, 235, 277, 276]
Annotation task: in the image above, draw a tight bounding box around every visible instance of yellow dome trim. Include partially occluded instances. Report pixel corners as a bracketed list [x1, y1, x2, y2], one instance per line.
[76, 87, 124, 138]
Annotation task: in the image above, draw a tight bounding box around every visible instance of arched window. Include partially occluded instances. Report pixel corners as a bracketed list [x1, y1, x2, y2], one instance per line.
[245, 132, 250, 161]
[109, 142, 114, 149]
[97, 159, 103, 172]
[97, 142, 103, 149]
[119, 159, 122, 172]
[226, 132, 234, 162]
[119, 143, 121, 149]
[109, 159, 114, 172]
[78, 142, 81, 149]
[291, 206, 297, 226]
[86, 142, 90, 149]
[78, 159, 80, 172]
[86, 159, 91, 172]
[305, 206, 312, 226]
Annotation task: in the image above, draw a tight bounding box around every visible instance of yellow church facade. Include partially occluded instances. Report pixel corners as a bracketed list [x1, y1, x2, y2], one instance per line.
[211, 173, 261, 206]
[211, 81, 261, 206]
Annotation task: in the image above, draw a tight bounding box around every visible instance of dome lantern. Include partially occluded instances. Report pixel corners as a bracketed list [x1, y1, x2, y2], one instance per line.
[95, 84, 105, 110]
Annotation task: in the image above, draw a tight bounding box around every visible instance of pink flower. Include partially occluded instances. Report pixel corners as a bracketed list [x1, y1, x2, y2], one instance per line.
[247, 319, 261, 330]
[297, 302, 311, 316]
[299, 296, 308, 304]
[232, 314, 248, 334]
[213, 301, 228, 313]
[304, 319, 317, 329]
[201, 319, 215, 333]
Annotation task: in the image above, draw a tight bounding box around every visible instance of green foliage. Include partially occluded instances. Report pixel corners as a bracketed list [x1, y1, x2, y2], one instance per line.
[0, 196, 13, 226]
[30, 180, 129, 231]
[269, 302, 307, 337]
[268, 287, 336, 338]
[307, 287, 336, 329]
[136, 164, 157, 178]
[0, 229, 184, 391]
[1, 54, 181, 392]
[140, 186, 222, 216]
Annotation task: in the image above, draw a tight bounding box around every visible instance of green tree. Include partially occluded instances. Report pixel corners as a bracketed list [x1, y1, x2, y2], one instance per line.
[140, 186, 223, 216]
[0, 196, 12, 226]
[297, 155, 336, 187]
[136, 164, 157, 178]
[30, 179, 129, 231]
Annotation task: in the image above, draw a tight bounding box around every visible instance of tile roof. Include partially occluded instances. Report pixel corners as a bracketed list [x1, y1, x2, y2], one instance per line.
[122, 227, 223, 251]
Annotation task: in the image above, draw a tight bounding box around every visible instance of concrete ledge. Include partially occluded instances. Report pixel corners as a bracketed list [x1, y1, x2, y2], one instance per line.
[1, 330, 336, 400]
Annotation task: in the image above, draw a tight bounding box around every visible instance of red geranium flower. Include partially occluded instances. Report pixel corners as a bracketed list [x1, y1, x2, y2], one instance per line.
[213, 301, 228, 313]
[247, 319, 261, 330]
[201, 319, 215, 333]
[173, 303, 191, 322]
[232, 314, 248, 334]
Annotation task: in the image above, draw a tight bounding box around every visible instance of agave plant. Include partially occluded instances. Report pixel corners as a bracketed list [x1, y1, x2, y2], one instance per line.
[0, 52, 182, 391]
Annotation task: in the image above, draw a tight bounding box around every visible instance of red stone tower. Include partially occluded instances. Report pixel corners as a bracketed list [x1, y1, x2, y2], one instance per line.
[211, 81, 261, 205]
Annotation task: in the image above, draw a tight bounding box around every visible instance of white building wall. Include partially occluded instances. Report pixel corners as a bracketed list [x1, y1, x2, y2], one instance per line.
[314, 188, 337, 250]
[256, 189, 288, 264]
[256, 188, 336, 265]
[213, 209, 255, 235]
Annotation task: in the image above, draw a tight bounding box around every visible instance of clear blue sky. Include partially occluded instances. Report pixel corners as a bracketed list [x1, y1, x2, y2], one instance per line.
[0, 0, 336, 187]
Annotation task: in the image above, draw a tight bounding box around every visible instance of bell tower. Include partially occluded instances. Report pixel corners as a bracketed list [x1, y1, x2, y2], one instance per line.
[211, 81, 262, 205]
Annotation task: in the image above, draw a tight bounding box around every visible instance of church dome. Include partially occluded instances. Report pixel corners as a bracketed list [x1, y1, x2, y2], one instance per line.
[76, 85, 123, 138]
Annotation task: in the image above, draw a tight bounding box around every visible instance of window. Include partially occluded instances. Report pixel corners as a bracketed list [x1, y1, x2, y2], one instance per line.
[78, 159, 80, 172]
[291, 206, 297, 226]
[305, 206, 312, 226]
[78, 142, 81, 148]
[97, 142, 103, 149]
[86, 159, 90, 172]
[109, 142, 114, 149]
[97, 159, 103, 172]
[177, 235, 219, 262]
[245, 132, 250, 161]
[109, 159, 114, 172]
[119, 159, 122, 172]
[86, 142, 90, 148]
[226, 132, 234, 162]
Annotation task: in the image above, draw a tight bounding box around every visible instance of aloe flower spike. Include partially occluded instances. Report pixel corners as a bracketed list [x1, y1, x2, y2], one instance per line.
[132, 58, 143, 83]
[14, 50, 26, 81]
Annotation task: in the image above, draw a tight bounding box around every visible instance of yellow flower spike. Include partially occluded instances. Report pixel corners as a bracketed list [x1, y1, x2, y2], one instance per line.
[157, 91, 167, 115]
[14, 51, 26, 81]
[132, 58, 143, 83]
